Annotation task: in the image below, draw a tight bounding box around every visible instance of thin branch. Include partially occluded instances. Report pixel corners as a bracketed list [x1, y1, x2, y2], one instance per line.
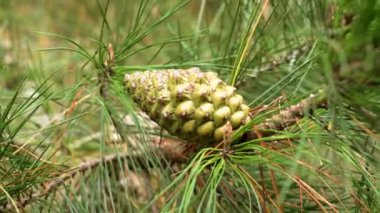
[0, 137, 189, 211]
[98, 43, 130, 143]
[243, 90, 327, 141]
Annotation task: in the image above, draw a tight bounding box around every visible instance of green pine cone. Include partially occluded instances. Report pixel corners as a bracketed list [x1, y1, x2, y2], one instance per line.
[124, 67, 250, 144]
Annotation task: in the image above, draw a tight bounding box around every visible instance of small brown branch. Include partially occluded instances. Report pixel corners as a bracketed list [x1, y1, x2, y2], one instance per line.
[0, 137, 190, 211]
[237, 43, 312, 87]
[243, 90, 327, 141]
[0, 153, 137, 211]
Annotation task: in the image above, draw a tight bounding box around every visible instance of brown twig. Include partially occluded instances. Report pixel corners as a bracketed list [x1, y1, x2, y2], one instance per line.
[243, 90, 327, 141]
[236, 43, 312, 88]
[0, 137, 190, 211]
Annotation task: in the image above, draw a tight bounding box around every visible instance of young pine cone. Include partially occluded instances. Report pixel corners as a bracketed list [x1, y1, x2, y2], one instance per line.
[124, 67, 250, 144]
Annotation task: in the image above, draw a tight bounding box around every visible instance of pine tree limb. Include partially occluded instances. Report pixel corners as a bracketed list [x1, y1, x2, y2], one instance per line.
[243, 90, 327, 141]
[0, 138, 189, 211]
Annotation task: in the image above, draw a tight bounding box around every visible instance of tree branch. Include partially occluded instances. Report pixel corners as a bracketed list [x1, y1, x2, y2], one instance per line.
[0, 137, 190, 211]
[243, 90, 327, 141]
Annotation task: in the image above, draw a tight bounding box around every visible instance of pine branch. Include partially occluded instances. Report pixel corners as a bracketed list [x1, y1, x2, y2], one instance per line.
[243, 90, 327, 141]
[236, 42, 312, 87]
[0, 89, 331, 211]
[0, 137, 190, 211]
[99, 43, 132, 143]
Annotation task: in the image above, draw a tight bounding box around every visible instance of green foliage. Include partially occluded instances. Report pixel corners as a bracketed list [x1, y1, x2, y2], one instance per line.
[0, 80, 60, 211]
[0, 0, 379, 212]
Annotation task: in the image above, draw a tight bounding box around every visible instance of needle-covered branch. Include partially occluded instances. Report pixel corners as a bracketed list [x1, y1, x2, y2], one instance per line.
[0, 137, 190, 211]
[243, 90, 327, 141]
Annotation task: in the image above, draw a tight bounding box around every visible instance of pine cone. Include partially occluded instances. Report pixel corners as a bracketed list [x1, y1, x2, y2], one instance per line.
[124, 67, 250, 144]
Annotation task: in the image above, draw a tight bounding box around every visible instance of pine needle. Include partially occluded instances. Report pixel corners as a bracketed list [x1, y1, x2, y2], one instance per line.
[229, 0, 269, 86]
